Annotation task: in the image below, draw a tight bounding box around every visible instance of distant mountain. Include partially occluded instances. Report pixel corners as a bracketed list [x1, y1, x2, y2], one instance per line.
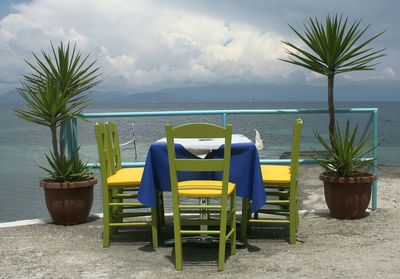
[0, 89, 128, 106]
[0, 89, 24, 105]
[121, 82, 400, 103]
[123, 84, 326, 103]
[1, 82, 399, 105]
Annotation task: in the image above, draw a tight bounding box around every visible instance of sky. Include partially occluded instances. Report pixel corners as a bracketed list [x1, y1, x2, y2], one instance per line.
[0, 0, 399, 97]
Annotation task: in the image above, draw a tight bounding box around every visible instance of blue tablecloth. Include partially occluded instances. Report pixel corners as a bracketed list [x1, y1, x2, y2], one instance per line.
[138, 142, 266, 212]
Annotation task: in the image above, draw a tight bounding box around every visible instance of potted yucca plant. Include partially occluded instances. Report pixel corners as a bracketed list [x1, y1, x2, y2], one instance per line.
[14, 42, 101, 225]
[281, 15, 385, 218]
[315, 122, 376, 218]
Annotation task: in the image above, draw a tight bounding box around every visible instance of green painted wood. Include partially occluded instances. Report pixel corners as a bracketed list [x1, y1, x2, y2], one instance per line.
[172, 123, 227, 138]
[229, 189, 236, 257]
[226, 227, 235, 240]
[151, 207, 159, 249]
[108, 123, 122, 172]
[181, 219, 221, 226]
[95, 122, 159, 249]
[248, 219, 290, 224]
[114, 212, 152, 218]
[241, 119, 303, 245]
[178, 209, 222, 214]
[109, 222, 149, 227]
[166, 122, 236, 271]
[95, 123, 111, 247]
[119, 205, 148, 209]
[181, 230, 221, 235]
[178, 205, 222, 210]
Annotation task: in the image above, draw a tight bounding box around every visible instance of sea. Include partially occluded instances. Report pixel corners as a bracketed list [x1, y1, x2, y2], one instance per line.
[0, 101, 399, 223]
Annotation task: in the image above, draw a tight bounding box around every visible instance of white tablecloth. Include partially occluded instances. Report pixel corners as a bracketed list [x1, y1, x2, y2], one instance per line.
[157, 134, 252, 156]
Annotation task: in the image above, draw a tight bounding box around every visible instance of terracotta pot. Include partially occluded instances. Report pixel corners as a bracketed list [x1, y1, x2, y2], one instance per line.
[319, 173, 376, 219]
[41, 178, 97, 225]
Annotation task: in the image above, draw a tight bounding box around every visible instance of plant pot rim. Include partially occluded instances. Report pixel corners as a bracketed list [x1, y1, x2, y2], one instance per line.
[319, 172, 376, 184]
[40, 177, 97, 189]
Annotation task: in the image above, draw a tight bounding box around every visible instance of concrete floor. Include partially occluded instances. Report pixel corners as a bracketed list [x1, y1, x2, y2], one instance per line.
[1, 165, 399, 278]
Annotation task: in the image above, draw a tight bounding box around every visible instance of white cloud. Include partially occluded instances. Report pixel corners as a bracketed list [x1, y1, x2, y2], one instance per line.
[381, 67, 398, 80]
[0, 0, 294, 94]
[0, 0, 396, 94]
[341, 67, 399, 83]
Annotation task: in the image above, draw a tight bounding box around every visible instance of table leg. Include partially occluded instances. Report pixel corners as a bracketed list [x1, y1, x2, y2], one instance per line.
[200, 197, 208, 240]
[240, 198, 250, 243]
[164, 197, 245, 247]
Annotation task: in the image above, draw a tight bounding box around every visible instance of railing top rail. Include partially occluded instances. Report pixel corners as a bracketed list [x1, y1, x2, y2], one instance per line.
[74, 106, 379, 209]
[81, 107, 378, 119]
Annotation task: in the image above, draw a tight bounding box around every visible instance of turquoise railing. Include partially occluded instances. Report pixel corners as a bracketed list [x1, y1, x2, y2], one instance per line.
[65, 107, 379, 209]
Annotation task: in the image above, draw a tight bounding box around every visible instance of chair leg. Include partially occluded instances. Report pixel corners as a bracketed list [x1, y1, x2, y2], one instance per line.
[295, 200, 299, 232]
[158, 192, 165, 227]
[230, 190, 236, 256]
[111, 188, 122, 223]
[110, 188, 121, 235]
[172, 202, 183, 271]
[218, 205, 228, 272]
[289, 193, 296, 245]
[295, 186, 300, 231]
[289, 220, 296, 244]
[240, 198, 250, 243]
[103, 197, 111, 248]
[150, 207, 159, 249]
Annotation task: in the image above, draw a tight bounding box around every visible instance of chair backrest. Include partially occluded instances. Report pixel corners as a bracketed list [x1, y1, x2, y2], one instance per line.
[95, 122, 112, 191]
[165, 123, 233, 198]
[107, 122, 123, 172]
[95, 122, 123, 183]
[290, 119, 303, 183]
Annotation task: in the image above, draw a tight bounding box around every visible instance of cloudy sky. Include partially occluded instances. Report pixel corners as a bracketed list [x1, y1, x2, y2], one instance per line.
[0, 0, 399, 96]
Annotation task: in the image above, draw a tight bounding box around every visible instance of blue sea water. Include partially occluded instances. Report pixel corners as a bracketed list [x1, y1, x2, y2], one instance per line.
[0, 101, 399, 222]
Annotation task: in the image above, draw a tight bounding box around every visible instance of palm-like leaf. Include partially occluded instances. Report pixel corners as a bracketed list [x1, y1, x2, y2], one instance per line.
[39, 149, 93, 182]
[14, 42, 101, 181]
[281, 15, 385, 76]
[15, 42, 101, 129]
[314, 121, 376, 178]
[281, 14, 384, 153]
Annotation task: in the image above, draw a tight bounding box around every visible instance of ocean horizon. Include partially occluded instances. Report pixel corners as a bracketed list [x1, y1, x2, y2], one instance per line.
[1, 101, 399, 223]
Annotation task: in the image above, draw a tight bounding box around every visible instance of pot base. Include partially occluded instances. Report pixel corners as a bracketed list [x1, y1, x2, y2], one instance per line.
[41, 178, 96, 225]
[320, 173, 375, 219]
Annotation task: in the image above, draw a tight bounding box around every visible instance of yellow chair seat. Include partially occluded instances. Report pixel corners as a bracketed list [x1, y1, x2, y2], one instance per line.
[177, 180, 236, 197]
[263, 165, 291, 173]
[107, 167, 144, 187]
[261, 165, 291, 184]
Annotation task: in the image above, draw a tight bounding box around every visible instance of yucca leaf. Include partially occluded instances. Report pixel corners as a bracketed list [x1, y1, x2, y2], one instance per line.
[14, 41, 101, 181]
[314, 121, 377, 177]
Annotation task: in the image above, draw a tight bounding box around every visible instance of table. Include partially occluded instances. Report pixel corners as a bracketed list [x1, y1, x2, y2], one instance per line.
[138, 136, 266, 213]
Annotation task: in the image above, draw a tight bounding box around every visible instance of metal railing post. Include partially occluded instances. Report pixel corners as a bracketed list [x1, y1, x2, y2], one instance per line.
[360, 113, 374, 141]
[372, 109, 378, 209]
[222, 113, 227, 127]
[80, 107, 380, 208]
[65, 118, 78, 159]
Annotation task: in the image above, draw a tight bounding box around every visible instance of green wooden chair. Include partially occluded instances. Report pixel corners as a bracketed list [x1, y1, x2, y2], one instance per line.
[95, 122, 159, 248]
[241, 118, 303, 245]
[165, 123, 236, 271]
